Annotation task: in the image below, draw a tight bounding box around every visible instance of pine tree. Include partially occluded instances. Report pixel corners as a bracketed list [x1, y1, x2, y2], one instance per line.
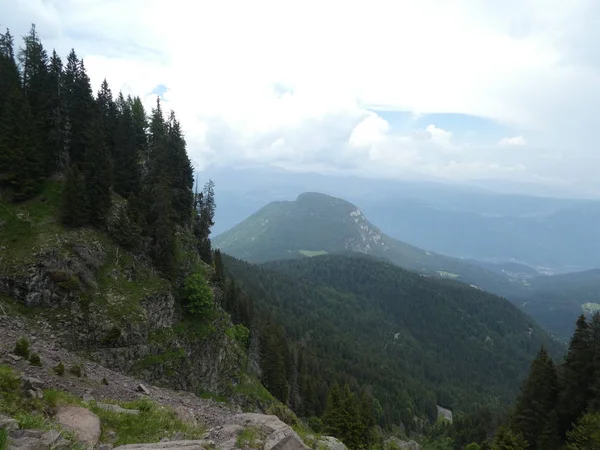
[0, 87, 43, 200]
[18, 24, 50, 172]
[83, 117, 112, 226]
[492, 427, 528, 450]
[565, 413, 600, 450]
[511, 347, 558, 449]
[165, 111, 194, 224]
[63, 50, 94, 164]
[129, 96, 148, 172]
[60, 165, 89, 227]
[0, 29, 20, 116]
[213, 249, 225, 287]
[588, 313, 600, 412]
[97, 79, 118, 166]
[558, 315, 593, 437]
[194, 179, 216, 264]
[46, 50, 65, 171]
[113, 92, 141, 197]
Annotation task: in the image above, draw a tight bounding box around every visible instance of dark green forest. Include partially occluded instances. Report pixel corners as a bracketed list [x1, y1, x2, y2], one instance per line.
[220, 254, 562, 435]
[424, 314, 600, 449]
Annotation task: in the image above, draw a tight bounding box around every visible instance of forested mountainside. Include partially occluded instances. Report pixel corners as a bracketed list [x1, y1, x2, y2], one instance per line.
[213, 192, 521, 297]
[424, 313, 600, 449]
[221, 253, 562, 430]
[514, 270, 600, 340]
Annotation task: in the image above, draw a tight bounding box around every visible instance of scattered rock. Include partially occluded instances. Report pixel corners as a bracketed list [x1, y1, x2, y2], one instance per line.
[82, 393, 95, 403]
[55, 406, 101, 448]
[8, 354, 23, 361]
[98, 445, 114, 450]
[8, 429, 65, 450]
[231, 413, 310, 450]
[174, 406, 197, 427]
[0, 413, 19, 432]
[317, 436, 347, 450]
[137, 384, 150, 395]
[385, 437, 421, 450]
[96, 403, 140, 415]
[170, 432, 185, 441]
[113, 440, 214, 450]
[21, 376, 44, 390]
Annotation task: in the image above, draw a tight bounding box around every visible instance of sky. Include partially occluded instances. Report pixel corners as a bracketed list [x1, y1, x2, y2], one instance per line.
[3, 0, 600, 196]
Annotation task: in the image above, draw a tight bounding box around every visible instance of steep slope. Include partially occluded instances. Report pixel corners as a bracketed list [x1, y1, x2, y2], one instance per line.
[515, 269, 600, 340]
[222, 252, 563, 428]
[214, 192, 522, 296]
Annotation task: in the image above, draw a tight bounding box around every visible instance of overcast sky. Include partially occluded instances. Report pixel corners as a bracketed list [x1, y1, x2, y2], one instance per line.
[3, 0, 600, 196]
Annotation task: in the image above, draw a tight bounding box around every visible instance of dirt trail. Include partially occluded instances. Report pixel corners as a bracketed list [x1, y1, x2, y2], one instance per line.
[0, 313, 242, 428]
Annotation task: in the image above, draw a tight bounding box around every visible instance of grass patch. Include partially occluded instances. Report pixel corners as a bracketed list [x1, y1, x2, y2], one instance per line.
[91, 398, 205, 446]
[14, 412, 50, 430]
[298, 250, 328, 257]
[43, 389, 81, 410]
[233, 374, 277, 410]
[437, 271, 460, 279]
[236, 426, 262, 449]
[0, 428, 7, 450]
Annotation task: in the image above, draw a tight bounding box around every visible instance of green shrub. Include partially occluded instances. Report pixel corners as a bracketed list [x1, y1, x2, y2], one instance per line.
[236, 426, 261, 449]
[14, 412, 48, 430]
[266, 403, 298, 426]
[29, 353, 42, 366]
[14, 337, 30, 358]
[182, 272, 214, 316]
[53, 362, 65, 376]
[69, 364, 83, 378]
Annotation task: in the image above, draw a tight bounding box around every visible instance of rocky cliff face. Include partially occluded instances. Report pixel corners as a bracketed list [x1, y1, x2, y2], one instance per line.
[0, 220, 242, 397]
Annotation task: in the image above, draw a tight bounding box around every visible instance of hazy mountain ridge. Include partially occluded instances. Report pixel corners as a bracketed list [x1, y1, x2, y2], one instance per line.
[213, 192, 525, 297]
[206, 167, 600, 272]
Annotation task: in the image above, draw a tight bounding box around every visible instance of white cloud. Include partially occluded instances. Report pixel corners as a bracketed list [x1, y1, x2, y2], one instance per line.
[498, 136, 526, 146]
[2, 0, 600, 194]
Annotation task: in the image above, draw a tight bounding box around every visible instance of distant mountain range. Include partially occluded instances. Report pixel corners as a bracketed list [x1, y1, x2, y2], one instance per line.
[214, 191, 600, 340]
[204, 166, 600, 273]
[213, 192, 521, 296]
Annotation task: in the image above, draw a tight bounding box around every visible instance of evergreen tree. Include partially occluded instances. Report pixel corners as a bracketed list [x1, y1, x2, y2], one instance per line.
[0, 28, 20, 116]
[63, 50, 94, 164]
[97, 79, 118, 166]
[511, 347, 558, 449]
[557, 315, 593, 437]
[148, 183, 177, 277]
[18, 24, 50, 174]
[260, 322, 290, 403]
[129, 96, 148, 171]
[565, 413, 600, 450]
[0, 87, 43, 200]
[213, 249, 225, 287]
[113, 92, 141, 197]
[46, 50, 65, 171]
[588, 313, 600, 413]
[60, 165, 89, 227]
[165, 111, 194, 223]
[84, 117, 112, 226]
[194, 179, 216, 264]
[492, 427, 528, 450]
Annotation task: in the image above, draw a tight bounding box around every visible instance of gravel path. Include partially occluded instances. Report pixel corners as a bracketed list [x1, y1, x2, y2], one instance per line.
[0, 314, 242, 428]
